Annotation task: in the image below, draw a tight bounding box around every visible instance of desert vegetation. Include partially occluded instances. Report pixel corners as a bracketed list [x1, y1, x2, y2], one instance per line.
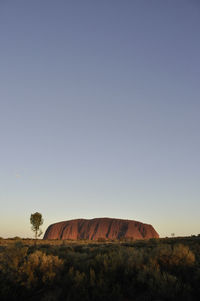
[0, 236, 200, 300]
[30, 212, 44, 240]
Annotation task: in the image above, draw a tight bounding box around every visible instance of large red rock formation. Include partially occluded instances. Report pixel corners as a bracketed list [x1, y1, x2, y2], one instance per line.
[43, 218, 159, 240]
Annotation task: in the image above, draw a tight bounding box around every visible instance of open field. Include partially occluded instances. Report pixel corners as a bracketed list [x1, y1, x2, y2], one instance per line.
[0, 236, 200, 300]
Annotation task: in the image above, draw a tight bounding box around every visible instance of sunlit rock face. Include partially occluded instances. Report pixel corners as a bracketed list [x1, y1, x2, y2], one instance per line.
[43, 218, 159, 240]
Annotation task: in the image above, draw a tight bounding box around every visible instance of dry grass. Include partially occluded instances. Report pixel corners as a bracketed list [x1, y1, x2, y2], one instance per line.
[0, 237, 117, 247]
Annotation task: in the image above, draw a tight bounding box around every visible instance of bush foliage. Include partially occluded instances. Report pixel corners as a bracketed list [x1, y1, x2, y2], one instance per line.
[0, 237, 200, 300]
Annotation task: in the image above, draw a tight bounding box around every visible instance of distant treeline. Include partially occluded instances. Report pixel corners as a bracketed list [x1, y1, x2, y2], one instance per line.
[0, 237, 200, 300]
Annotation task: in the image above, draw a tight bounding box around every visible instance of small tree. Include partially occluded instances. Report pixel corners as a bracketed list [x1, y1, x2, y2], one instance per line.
[30, 212, 44, 240]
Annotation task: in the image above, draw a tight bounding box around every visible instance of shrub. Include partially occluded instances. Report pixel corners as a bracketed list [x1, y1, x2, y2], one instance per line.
[155, 244, 195, 268]
[97, 238, 106, 242]
[19, 250, 63, 288]
[0, 245, 63, 297]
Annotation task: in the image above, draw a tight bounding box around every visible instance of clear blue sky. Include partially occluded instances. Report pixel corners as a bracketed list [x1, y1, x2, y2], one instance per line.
[0, 0, 200, 238]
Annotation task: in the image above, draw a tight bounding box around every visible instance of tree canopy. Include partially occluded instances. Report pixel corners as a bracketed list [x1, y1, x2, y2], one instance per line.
[30, 212, 44, 239]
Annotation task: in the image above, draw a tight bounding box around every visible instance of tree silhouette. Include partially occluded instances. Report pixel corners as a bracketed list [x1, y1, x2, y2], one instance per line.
[30, 212, 44, 239]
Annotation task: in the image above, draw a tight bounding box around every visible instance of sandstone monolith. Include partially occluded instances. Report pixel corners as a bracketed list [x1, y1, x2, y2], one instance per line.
[43, 218, 159, 240]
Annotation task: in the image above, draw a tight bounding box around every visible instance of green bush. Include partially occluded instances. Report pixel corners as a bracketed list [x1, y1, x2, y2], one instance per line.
[0, 245, 63, 300]
[0, 238, 199, 300]
[155, 243, 195, 268]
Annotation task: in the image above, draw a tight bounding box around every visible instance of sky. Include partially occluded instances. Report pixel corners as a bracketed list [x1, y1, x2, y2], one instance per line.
[0, 0, 200, 238]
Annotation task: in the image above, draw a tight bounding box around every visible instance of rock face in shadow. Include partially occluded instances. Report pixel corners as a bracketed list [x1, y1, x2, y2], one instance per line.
[43, 218, 159, 240]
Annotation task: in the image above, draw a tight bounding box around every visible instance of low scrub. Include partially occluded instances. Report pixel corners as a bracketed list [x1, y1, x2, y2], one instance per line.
[0, 237, 200, 300]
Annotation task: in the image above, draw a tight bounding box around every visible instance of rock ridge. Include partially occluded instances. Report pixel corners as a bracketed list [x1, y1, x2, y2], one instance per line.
[43, 217, 159, 240]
